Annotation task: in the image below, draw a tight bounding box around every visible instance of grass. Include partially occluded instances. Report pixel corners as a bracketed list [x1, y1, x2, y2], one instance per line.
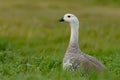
[0, 0, 120, 80]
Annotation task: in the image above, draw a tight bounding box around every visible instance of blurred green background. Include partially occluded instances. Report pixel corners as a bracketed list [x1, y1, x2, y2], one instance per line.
[0, 0, 120, 80]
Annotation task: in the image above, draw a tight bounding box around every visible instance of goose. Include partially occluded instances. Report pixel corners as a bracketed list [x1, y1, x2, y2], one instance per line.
[59, 13, 105, 72]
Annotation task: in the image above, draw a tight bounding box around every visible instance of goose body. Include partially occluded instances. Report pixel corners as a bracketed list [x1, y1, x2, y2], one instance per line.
[59, 13, 105, 72]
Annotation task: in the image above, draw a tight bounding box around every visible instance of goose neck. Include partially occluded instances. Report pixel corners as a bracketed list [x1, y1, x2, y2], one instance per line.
[69, 22, 79, 47]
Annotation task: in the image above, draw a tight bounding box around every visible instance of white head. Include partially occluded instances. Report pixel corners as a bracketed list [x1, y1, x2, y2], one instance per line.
[59, 13, 79, 25]
[59, 13, 79, 45]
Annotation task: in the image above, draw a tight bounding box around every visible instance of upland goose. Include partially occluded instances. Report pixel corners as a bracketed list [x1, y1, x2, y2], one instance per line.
[59, 13, 105, 72]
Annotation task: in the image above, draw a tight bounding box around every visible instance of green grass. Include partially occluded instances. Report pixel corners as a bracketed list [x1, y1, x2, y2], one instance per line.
[0, 0, 120, 80]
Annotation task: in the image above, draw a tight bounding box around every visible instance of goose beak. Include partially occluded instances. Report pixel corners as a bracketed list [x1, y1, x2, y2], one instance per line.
[59, 17, 64, 22]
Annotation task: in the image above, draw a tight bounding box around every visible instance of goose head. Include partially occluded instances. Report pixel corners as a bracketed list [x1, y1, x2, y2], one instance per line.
[59, 13, 79, 44]
[59, 13, 79, 24]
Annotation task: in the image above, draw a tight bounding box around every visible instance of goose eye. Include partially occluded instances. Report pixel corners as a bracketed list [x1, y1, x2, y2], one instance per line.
[68, 15, 71, 18]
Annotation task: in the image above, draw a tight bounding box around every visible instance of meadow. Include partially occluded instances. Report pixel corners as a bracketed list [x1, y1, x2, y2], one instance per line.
[0, 0, 120, 80]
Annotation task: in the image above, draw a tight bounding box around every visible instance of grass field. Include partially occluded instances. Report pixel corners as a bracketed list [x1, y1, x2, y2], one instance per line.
[0, 0, 120, 80]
